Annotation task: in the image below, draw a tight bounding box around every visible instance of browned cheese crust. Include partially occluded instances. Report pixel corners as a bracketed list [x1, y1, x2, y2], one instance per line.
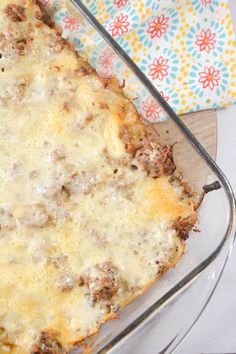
[0, 1, 197, 353]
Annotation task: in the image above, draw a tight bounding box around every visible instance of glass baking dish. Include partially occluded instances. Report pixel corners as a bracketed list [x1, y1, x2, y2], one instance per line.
[52, 0, 236, 352]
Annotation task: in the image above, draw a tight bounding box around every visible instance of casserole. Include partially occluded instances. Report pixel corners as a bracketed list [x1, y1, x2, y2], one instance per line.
[0, 0, 235, 353]
[0, 1, 197, 352]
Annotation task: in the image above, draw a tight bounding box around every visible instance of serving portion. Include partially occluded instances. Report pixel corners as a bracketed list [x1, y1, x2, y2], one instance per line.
[0, 1, 197, 353]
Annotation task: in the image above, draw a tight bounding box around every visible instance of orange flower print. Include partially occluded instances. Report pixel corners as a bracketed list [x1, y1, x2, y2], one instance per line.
[198, 66, 220, 90]
[108, 14, 130, 37]
[142, 92, 169, 122]
[201, 0, 212, 6]
[113, 0, 128, 8]
[147, 15, 169, 39]
[148, 56, 169, 81]
[98, 51, 115, 67]
[195, 29, 216, 53]
[63, 17, 80, 32]
[97, 48, 115, 78]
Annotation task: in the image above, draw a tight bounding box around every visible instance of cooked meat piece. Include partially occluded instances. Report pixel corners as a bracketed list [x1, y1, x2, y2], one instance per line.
[15, 38, 30, 56]
[42, 168, 96, 202]
[76, 65, 95, 77]
[99, 102, 109, 110]
[0, 77, 28, 104]
[172, 215, 196, 241]
[90, 229, 107, 246]
[169, 175, 194, 198]
[0, 327, 15, 351]
[64, 171, 96, 196]
[110, 303, 120, 313]
[47, 253, 68, 269]
[131, 139, 176, 178]
[34, 9, 42, 21]
[42, 177, 63, 201]
[63, 102, 70, 112]
[0, 208, 16, 231]
[119, 102, 145, 153]
[47, 33, 65, 53]
[119, 124, 144, 153]
[63, 172, 80, 195]
[103, 148, 131, 167]
[0, 37, 31, 58]
[49, 149, 65, 163]
[4, 4, 26, 22]
[29, 170, 38, 179]
[120, 126, 132, 152]
[70, 114, 93, 132]
[8, 163, 21, 178]
[19, 203, 50, 228]
[31, 332, 65, 354]
[15, 79, 28, 100]
[79, 261, 119, 302]
[55, 273, 74, 291]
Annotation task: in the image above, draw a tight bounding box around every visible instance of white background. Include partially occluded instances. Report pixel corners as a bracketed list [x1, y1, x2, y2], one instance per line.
[175, 1, 236, 353]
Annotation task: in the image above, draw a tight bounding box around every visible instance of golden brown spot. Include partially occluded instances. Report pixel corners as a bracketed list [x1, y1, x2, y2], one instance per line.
[4, 4, 26, 22]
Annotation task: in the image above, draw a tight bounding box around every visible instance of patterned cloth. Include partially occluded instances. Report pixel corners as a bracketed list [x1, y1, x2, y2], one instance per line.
[39, 0, 236, 120]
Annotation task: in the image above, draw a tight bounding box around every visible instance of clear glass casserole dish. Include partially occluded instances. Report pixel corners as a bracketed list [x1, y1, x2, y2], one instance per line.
[49, 0, 236, 352]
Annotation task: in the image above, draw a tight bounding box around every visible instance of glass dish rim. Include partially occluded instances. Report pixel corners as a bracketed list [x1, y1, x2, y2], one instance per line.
[68, 0, 236, 351]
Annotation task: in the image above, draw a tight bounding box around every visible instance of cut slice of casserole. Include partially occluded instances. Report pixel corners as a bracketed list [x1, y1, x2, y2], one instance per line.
[0, 1, 196, 353]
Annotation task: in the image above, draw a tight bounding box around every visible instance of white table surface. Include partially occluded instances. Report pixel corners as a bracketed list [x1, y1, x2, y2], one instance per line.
[133, 2, 236, 353]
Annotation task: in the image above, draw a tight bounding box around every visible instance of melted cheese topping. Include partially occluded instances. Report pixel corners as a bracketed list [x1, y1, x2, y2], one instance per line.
[0, 1, 196, 353]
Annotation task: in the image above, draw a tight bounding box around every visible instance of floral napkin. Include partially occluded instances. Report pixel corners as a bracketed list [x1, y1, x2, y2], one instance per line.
[39, 0, 236, 121]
